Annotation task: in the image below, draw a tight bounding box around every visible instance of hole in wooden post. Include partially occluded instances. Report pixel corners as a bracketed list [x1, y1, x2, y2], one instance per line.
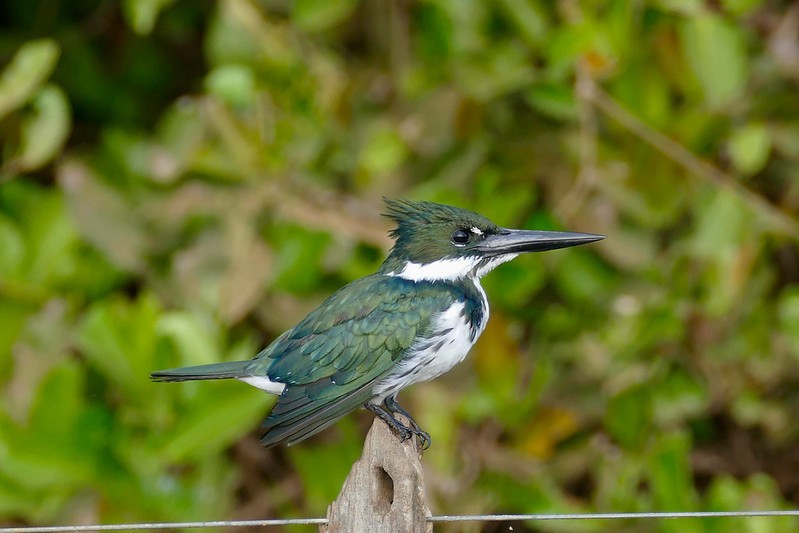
[375, 466, 395, 510]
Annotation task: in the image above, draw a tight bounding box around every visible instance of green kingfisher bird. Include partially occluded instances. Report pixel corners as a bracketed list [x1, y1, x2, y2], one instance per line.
[151, 199, 603, 448]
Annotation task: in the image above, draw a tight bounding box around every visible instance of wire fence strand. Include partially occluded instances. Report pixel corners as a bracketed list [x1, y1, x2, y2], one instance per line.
[3, 511, 799, 532]
[430, 510, 799, 522]
[0, 519, 328, 533]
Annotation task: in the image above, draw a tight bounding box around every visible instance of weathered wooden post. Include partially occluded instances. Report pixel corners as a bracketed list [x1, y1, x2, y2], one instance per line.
[321, 418, 432, 533]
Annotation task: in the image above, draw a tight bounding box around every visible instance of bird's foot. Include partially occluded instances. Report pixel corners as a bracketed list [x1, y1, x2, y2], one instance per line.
[366, 403, 412, 440]
[384, 397, 431, 450]
[366, 402, 430, 450]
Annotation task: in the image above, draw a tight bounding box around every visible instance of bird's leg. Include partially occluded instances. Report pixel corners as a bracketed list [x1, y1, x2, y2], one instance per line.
[384, 396, 431, 450]
[366, 402, 413, 442]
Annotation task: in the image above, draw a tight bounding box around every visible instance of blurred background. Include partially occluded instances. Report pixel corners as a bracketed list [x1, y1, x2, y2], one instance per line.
[2, 0, 799, 531]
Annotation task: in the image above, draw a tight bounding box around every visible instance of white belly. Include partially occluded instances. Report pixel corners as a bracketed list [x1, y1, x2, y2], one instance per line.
[371, 301, 484, 402]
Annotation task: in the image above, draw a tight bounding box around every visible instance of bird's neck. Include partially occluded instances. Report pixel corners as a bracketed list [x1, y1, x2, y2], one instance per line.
[380, 256, 479, 282]
[379, 253, 518, 283]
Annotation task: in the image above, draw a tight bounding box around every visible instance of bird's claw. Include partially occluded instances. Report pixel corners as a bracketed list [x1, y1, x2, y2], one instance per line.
[382, 396, 432, 450]
[402, 418, 431, 449]
[366, 399, 432, 450]
[389, 422, 430, 450]
[414, 429, 431, 450]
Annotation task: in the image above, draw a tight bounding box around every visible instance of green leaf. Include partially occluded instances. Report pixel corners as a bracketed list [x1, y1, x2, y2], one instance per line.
[498, 0, 549, 46]
[526, 82, 578, 121]
[679, 14, 748, 109]
[158, 384, 267, 462]
[204, 64, 256, 107]
[778, 287, 799, 356]
[0, 182, 78, 287]
[76, 293, 163, 401]
[648, 433, 699, 512]
[0, 302, 32, 377]
[691, 189, 747, 255]
[205, 3, 265, 68]
[554, 250, 614, 304]
[271, 225, 330, 293]
[123, 0, 177, 35]
[359, 126, 407, 177]
[0, 363, 97, 500]
[0, 216, 25, 277]
[721, 0, 763, 16]
[728, 122, 771, 176]
[453, 42, 535, 101]
[651, 369, 709, 426]
[483, 259, 546, 309]
[605, 385, 651, 449]
[0, 39, 60, 120]
[158, 311, 222, 366]
[12, 85, 71, 172]
[27, 362, 84, 443]
[655, 0, 705, 15]
[293, 0, 358, 32]
[289, 430, 361, 513]
[0, 475, 41, 517]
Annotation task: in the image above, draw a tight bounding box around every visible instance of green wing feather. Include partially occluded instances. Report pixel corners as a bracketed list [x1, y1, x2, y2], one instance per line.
[252, 274, 457, 447]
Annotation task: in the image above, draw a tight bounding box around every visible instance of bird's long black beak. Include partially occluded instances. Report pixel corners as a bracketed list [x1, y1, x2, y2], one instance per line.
[476, 229, 605, 255]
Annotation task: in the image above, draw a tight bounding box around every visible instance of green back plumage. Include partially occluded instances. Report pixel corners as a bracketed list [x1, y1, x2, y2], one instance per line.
[253, 274, 459, 446]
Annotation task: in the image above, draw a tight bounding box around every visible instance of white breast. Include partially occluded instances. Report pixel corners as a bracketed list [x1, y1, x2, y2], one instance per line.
[372, 294, 487, 402]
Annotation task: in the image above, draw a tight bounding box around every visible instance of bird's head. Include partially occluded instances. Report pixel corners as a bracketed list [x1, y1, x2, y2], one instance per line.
[379, 199, 604, 282]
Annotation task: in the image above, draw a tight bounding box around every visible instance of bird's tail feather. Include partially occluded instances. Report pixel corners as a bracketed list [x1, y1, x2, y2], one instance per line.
[150, 361, 250, 382]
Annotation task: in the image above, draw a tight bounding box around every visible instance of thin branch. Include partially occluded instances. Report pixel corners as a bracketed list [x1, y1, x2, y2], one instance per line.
[585, 81, 799, 236]
[557, 59, 600, 220]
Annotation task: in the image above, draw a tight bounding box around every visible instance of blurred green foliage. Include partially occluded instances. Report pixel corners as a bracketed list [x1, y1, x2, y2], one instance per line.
[2, 1, 799, 531]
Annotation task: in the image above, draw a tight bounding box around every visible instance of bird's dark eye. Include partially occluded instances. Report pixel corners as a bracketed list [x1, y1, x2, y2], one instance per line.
[451, 229, 471, 245]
